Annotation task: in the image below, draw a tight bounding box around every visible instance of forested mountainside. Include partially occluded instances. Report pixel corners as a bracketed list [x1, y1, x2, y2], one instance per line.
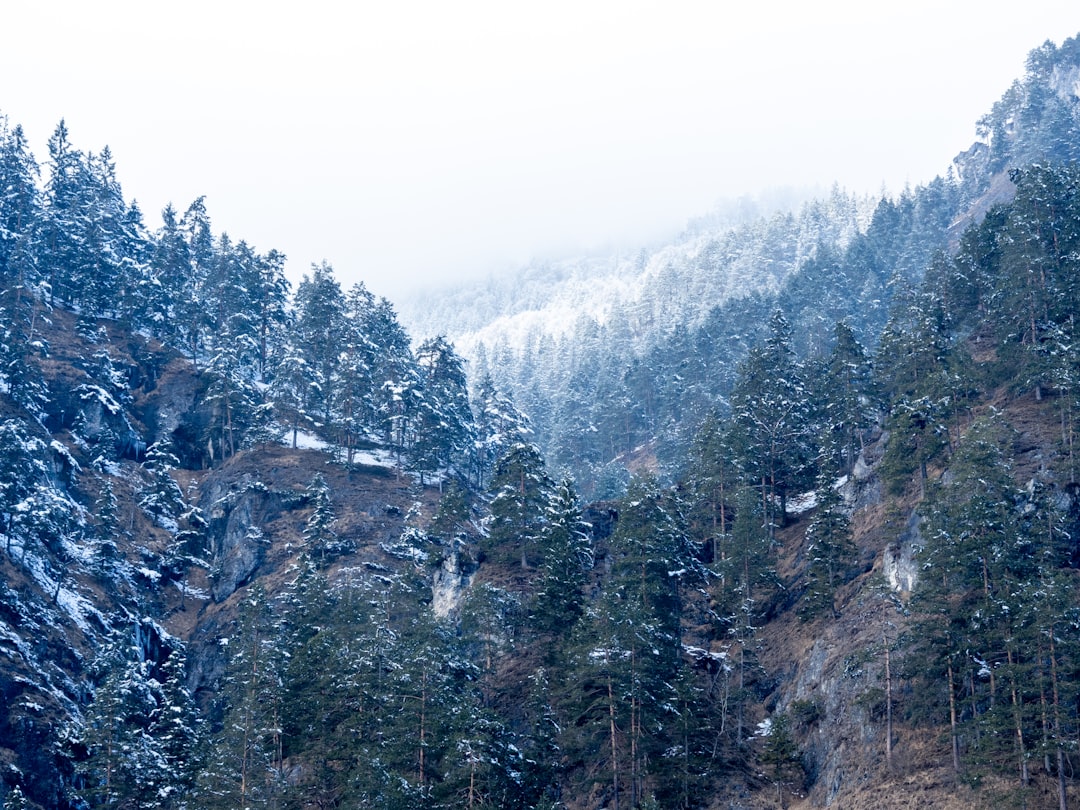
[401, 36, 1080, 498]
[2, 32, 1080, 810]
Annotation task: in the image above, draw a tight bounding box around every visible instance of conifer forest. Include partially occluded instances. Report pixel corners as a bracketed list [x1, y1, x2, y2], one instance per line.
[3, 32, 1080, 810]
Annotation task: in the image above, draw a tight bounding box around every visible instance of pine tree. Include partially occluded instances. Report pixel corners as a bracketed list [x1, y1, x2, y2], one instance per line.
[429, 477, 472, 542]
[139, 441, 187, 531]
[75, 635, 199, 810]
[330, 319, 375, 465]
[715, 484, 776, 742]
[683, 410, 735, 570]
[562, 477, 698, 809]
[820, 320, 876, 474]
[759, 712, 803, 801]
[364, 296, 418, 452]
[145, 203, 190, 339]
[875, 277, 969, 494]
[991, 165, 1080, 398]
[727, 310, 817, 532]
[0, 420, 48, 553]
[199, 585, 285, 809]
[41, 120, 84, 306]
[2, 785, 29, 810]
[203, 331, 261, 462]
[486, 443, 553, 570]
[292, 261, 347, 427]
[798, 468, 855, 621]
[177, 197, 215, 368]
[94, 479, 121, 573]
[269, 342, 316, 448]
[530, 477, 593, 640]
[151, 647, 201, 807]
[912, 417, 1041, 785]
[469, 373, 532, 490]
[0, 116, 42, 296]
[302, 473, 340, 565]
[412, 336, 475, 486]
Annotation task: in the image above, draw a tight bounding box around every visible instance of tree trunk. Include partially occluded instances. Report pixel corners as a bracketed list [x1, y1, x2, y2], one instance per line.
[1007, 648, 1029, 786]
[884, 628, 893, 770]
[1050, 631, 1068, 810]
[608, 668, 620, 810]
[948, 662, 961, 776]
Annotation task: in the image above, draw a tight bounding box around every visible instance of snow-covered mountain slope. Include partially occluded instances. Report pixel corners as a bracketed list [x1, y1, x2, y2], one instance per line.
[400, 187, 877, 362]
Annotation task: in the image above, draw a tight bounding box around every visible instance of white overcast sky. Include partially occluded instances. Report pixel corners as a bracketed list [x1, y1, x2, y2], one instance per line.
[3, 2, 1080, 301]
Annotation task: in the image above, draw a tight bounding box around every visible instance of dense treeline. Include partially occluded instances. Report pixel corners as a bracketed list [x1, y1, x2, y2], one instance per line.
[48, 163, 1080, 809]
[0, 114, 532, 490]
[468, 173, 960, 497]
[470, 35, 1080, 498]
[3, 33, 1080, 810]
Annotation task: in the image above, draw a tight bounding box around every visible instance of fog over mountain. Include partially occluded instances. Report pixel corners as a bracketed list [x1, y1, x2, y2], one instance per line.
[4, 4, 1080, 299]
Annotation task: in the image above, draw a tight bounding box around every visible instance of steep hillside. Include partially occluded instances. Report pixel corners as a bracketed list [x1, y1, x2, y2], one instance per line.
[2, 30, 1080, 810]
[0, 306, 462, 808]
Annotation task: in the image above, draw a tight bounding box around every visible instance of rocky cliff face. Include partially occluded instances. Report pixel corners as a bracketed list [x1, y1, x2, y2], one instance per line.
[0, 308, 454, 808]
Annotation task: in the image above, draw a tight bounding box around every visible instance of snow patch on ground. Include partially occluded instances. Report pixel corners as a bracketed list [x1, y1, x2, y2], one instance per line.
[279, 432, 398, 470]
[682, 644, 729, 670]
[284, 431, 330, 451]
[20, 548, 103, 635]
[175, 581, 210, 601]
[787, 491, 817, 515]
[352, 447, 397, 468]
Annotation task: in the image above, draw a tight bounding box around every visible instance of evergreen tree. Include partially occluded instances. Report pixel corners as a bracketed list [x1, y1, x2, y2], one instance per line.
[563, 477, 698, 809]
[139, 441, 187, 531]
[727, 310, 817, 532]
[486, 443, 554, 570]
[429, 476, 473, 542]
[0, 116, 42, 296]
[203, 330, 261, 462]
[292, 261, 347, 427]
[876, 275, 971, 494]
[151, 647, 201, 806]
[798, 468, 856, 621]
[715, 484, 775, 741]
[75, 635, 199, 810]
[2, 785, 29, 810]
[269, 342, 316, 448]
[530, 477, 593, 640]
[759, 712, 803, 800]
[411, 336, 474, 485]
[330, 318, 376, 465]
[469, 373, 532, 490]
[94, 479, 121, 573]
[993, 165, 1080, 398]
[251, 249, 290, 383]
[199, 585, 285, 809]
[302, 473, 341, 565]
[41, 120, 84, 306]
[819, 320, 876, 474]
[911, 417, 1046, 786]
[146, 203, 191, 340]
[682, 410, 735, 568]
[364, 296, 419, 452]
[178, 197, 215, 366]
[0, 420, 48, 553]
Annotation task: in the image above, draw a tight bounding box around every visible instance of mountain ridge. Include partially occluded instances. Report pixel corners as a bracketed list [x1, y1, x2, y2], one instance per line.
[1, 30, 1080, 810]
